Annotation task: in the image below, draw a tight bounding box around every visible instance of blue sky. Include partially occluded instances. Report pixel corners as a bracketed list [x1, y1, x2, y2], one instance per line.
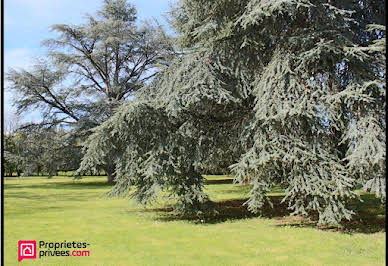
[3, 0, 175, 124]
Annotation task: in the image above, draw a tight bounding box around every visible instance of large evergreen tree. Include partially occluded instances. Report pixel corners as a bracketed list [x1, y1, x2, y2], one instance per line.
[80, 0, 385, 225]
[6, 0, 174, 182]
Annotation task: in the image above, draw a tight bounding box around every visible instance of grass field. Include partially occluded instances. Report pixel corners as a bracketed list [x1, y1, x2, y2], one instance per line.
[3, 176, 386, 265]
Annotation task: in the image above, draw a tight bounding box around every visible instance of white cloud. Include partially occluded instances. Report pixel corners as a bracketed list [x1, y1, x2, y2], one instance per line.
[4, 13, 14, 26]
[4, 0, 101, 28]
[3, 48, 41, 124]
[3, 48, 34, 105]
[4, 48, 34, 71]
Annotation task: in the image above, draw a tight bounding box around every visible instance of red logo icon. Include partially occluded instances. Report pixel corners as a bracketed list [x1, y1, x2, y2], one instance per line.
[18, 241, 36, 262]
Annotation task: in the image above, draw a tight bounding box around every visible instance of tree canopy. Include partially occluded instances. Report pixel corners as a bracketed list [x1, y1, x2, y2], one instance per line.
[79, 0, 385, 225]
[7, 0, 173, 128]
[6, 0, 174, 181]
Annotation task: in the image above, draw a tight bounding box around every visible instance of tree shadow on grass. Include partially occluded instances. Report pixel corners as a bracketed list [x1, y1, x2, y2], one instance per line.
[150, 196, 289, 224]
[4, 181, 114, 190]
[147, 194, 385, 234]
[205, 179, 234, 185]
[4, 181, 114, 202]
[4, 191, 105, 202]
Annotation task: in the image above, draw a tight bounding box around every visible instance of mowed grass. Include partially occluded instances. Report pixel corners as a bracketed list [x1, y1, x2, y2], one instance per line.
[3, 176, 386, 266]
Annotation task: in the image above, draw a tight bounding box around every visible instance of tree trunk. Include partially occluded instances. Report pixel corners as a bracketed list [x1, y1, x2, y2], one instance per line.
[106, 167, 116, 183]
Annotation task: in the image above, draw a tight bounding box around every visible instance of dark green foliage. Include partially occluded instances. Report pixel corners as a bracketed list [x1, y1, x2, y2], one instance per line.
[80, 0, 385, 225]
[79, 53, 250, 213]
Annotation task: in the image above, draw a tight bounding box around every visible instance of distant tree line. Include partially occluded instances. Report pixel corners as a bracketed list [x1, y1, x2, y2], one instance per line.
[3, 127, 85, 178]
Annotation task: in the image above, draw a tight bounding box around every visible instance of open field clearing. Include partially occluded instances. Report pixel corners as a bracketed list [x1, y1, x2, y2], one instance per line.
[3, 176, 385, 265]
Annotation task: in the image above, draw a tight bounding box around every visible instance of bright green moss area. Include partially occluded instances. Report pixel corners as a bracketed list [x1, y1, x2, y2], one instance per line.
[3, 176, 386, 265]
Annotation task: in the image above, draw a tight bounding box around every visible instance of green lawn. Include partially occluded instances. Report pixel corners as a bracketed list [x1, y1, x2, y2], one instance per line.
[3, 176, 386, 265]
